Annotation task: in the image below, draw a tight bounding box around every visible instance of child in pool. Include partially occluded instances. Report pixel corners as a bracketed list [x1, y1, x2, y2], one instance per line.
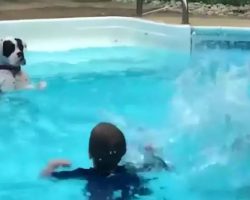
[42, 122, 155, 200]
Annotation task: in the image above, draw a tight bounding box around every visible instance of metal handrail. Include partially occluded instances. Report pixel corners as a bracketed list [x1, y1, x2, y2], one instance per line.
[136, 0, 189, 24]
[181, 0, 189, 24]
[136, 0, 143, 17]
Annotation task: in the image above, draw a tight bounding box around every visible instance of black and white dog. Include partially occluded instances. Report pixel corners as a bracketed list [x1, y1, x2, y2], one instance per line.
[0, 37, 46, 92]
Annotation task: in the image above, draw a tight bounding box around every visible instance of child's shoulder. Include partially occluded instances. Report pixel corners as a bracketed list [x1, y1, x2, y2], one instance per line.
[121, 163, 138, 174]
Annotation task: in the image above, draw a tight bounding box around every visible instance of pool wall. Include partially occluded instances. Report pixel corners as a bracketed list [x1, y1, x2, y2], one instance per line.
[0, 17, 190, 52]
[192, 26, 250, 51]
[0, 17, 250, 52]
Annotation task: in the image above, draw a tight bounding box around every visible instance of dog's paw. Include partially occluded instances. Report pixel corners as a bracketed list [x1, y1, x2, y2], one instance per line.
[37, 81, 47, 90]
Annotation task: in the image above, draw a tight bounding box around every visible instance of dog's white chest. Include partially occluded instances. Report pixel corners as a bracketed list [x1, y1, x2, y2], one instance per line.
[0, 70, 16, 92]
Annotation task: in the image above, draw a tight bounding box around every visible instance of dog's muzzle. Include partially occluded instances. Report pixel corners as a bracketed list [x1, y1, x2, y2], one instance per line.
[17, 52, 26, 65]
[21, 58, 26, 65]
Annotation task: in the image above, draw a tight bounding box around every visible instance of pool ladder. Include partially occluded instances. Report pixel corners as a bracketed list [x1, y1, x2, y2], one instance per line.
[136, 0, 189, 24]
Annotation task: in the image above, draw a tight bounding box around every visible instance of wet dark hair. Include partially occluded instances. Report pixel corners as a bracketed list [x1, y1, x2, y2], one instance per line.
[89, 122, 126, 172]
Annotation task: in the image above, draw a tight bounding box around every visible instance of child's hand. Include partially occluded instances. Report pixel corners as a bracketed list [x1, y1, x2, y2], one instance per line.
[49, 159, 71, 169]
[41, 159, 71, 177]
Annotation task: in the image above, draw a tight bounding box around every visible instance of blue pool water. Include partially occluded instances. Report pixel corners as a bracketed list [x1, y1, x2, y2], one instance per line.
[0, 46, 250, 200]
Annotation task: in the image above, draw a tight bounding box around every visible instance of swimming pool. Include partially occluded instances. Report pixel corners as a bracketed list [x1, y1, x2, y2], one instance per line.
[0, 17, 250, 200]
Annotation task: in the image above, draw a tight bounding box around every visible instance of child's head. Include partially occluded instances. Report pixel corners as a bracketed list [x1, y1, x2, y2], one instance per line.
[89, 122, 126, 172]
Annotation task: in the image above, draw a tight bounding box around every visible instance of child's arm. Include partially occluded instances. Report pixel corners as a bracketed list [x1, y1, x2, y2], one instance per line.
[41, 159, 89, 180]
[41, 160, 71, 177]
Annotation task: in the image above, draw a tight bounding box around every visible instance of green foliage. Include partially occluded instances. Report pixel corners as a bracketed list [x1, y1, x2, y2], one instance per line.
[163, 0, 250, 6]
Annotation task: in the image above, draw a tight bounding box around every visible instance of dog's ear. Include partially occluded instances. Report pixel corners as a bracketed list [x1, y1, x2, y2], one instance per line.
[2, 40, 15, 58]
[15, 38, 27, 51]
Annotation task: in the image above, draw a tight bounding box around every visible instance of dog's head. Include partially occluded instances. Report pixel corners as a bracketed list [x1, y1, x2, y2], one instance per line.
[0, 37, 27, 67]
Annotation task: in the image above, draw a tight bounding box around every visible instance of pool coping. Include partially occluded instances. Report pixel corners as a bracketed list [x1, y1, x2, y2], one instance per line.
[0, 16, 250, 52]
